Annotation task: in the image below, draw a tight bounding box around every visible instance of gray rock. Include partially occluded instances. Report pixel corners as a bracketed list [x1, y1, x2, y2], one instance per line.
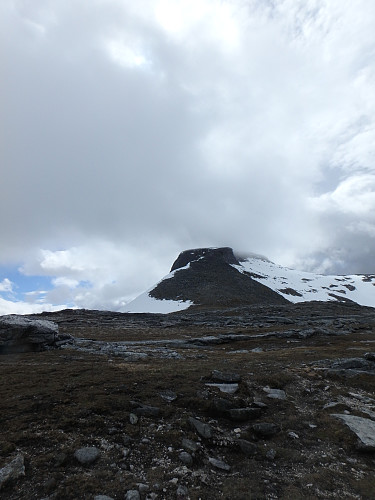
[263, 387, 286, 400]
[252, 422, 281, 438]
[181, 438, 199, 453]
[364, 352, 375, 361]
[0, 315, 72, 354]
[332, 414, 375, 451]
[124, 491, 140, 500]
[205, 383, 239, 394]
[74, 446, 100, 465]
[208, 457, 231, 471]
[94, 496, 114, 500]
[266, 448, 277, 460]
[176, 485, 189, 498]
[0, 454, 25, 489]
[133, 405, 160, 418]
[211, 370, 241, 383]
[189, 417, 213, 439]
[179, 451, 193, 465]
[129, 413, 139, 425]
[160, 389, 177, 402]
[211, 397, 235, 416]
[237, 439, 257, 457]
[228, 407, 262, 421]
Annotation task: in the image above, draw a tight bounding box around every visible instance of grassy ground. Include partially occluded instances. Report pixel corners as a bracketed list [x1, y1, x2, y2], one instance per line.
[1, 316, 375, 499]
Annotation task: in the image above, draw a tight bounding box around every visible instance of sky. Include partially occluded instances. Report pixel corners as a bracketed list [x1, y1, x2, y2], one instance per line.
[1, 0, 375, 314]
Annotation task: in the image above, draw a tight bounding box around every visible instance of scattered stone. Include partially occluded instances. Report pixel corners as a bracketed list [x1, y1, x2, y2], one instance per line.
[252, 423, 281, 438]
[228, 407, 262, 422]
[179, 451, 193, 466]
[74, 446, 100, 465]
[205, 383, 239, 394]
[133, 405, 160, 418]
[129, 413, 139, 425]
[288, 432, 299, 439]
[211, 370, 241, 383]
[364, 352, 375, 361]
[176, 484, 189, 498]
[208, 457, 231, 471]
[263, 387, 286, 400]
[160, 390, 177, 402]
[124, 490, 140, 500]
[211, 397, 235, 416]
[266, 448, 277, 460]
[94, 496, 114, 500]
[189, 417, 213, 439]
[332, 414, 375, 451]
[137, 483, 149, 493]
[0, 454, 25, 489]
[237, 439, 257, 457]
[251, 347, 263, 352]
[181, 438, 199, 453]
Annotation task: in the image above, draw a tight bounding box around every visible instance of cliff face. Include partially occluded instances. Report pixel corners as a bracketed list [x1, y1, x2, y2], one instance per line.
[150, 247, 289, 308]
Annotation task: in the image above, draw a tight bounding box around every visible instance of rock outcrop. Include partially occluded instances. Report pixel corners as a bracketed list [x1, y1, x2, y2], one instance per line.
[0, 315, 73, 354]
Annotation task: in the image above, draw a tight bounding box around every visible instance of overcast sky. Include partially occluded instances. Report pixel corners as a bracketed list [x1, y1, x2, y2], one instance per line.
[1, 0, 375, 314]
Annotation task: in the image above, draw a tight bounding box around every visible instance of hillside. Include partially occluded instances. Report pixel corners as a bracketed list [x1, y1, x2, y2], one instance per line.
[125, 248, 375, 313]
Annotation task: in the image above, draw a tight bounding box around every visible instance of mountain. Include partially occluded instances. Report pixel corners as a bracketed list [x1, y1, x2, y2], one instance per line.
[125, 247, 375, 313]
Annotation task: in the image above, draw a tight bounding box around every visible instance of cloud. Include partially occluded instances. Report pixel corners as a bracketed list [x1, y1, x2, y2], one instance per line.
[1, 0, 375, 313]
[0, 279, 13, 293]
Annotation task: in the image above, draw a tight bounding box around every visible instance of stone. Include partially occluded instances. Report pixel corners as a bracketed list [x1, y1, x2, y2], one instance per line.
[133, 405, 160, 418]
[237, 439, 257, 457]
[74, 446, 100, 465]
[211, 370, 241, 383]
[179, 451, 193, 465]
[364, 352, 375, 361]
[252, 423, 281, 438]
[181, 438, 199, 453]
[0, 316, 72, 354]
[266, 448, 277, 460]
[176, 484, 189, 498]
[0, 454, 25, 489]
[159, 390, 177, 402]
[208, 457, 231, 471]
[124, 490, 140, 500]
[211, 397, 235, 416]
[129, 413, 139, 425]
[228, 407, 262, 422]
[94, 496, 114, 500]
[205, 383, 239, 394]
[263, 387, 286, 400]
[332, 414, 375, 451]
[189, 417, 213, 439]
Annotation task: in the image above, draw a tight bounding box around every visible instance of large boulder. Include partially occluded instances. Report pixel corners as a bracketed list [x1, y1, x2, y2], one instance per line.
[0, 315, 73, 354]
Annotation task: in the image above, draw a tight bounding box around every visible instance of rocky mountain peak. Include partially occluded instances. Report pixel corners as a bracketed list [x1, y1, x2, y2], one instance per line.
[170, 247, 239, 272]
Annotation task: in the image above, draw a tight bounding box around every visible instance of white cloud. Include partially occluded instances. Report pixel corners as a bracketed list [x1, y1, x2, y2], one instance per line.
[1, 0, 375, 313]
[0, 279, 13, 293]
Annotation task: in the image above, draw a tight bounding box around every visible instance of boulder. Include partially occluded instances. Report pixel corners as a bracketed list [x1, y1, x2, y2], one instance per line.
[0, 315, 72, 354]
[332, 414, 375, 451]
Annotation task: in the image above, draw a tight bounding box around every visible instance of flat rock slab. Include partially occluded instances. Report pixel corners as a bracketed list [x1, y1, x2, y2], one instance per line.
[205, 383, 239, 394]
[0, 454, 25, 489]
[208, 457, 231, 471]
[263, 387, 286, 400]
[332, 414, 375, 451]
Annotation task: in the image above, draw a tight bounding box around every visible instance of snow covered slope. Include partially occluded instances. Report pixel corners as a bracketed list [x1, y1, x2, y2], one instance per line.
[124, 248, 375, 313]
[233, 255, 375, 308]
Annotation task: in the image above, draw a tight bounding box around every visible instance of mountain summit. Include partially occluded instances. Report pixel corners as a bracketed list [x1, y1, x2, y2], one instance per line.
[125, 247, 375, 313]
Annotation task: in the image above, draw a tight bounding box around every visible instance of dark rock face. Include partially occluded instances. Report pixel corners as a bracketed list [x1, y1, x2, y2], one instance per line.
[0, 316, 73, 354]
[170, 247, 239, 272]
[151, 247, 289, 308]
